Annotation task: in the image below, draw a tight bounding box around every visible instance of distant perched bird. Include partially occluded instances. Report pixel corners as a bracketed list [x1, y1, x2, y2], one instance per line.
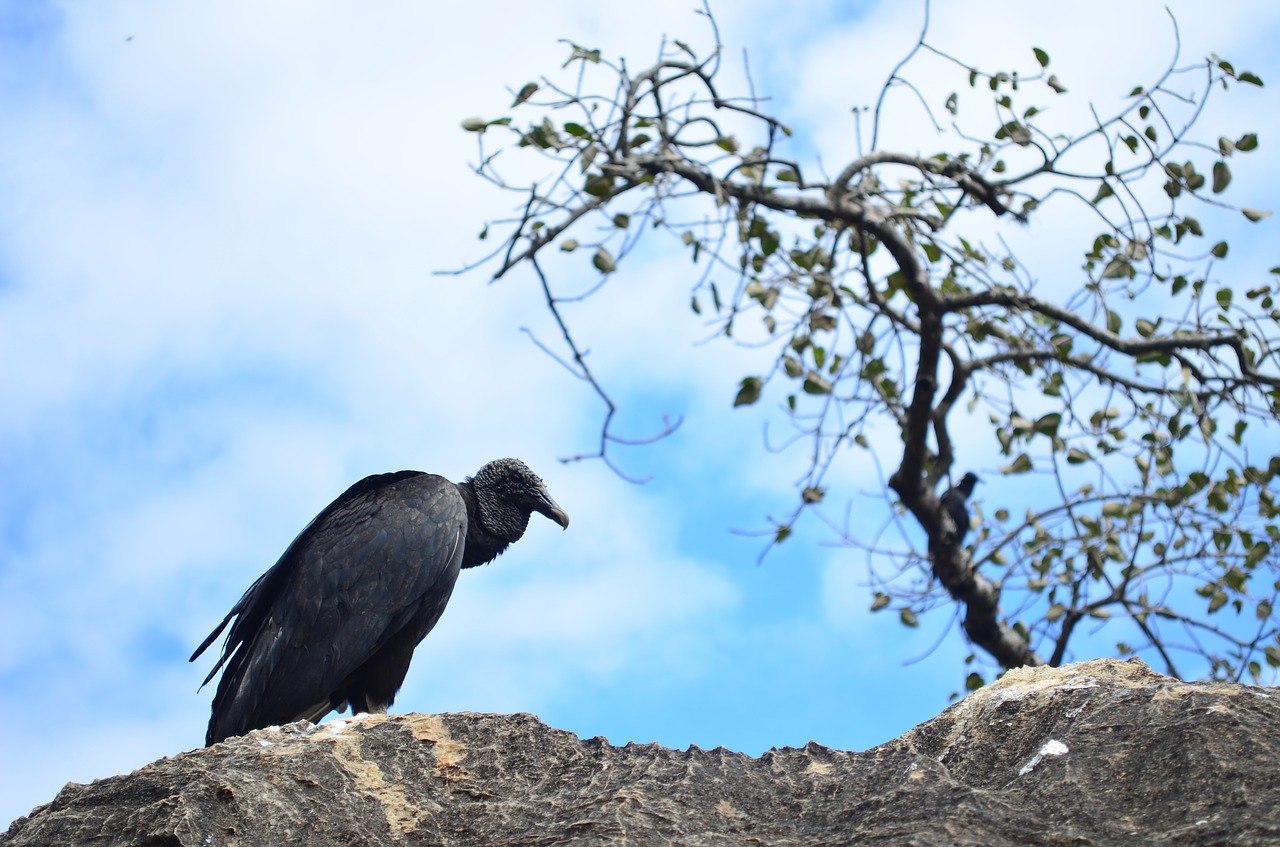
[940, 471, 980, 545]
[191, 458, 569, 746]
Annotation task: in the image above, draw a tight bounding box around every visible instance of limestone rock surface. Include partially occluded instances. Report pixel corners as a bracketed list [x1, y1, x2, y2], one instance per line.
[4, 659, 1278, 846]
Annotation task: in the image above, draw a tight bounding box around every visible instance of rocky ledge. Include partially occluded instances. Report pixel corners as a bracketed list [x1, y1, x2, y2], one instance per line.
[4, 659, 1278, 846]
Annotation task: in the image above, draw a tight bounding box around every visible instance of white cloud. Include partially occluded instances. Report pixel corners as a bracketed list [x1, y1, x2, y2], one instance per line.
[396, 470, 740, 712]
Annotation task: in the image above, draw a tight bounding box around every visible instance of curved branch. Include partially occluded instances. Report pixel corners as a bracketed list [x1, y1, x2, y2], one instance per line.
[949, 289, 1280, 390]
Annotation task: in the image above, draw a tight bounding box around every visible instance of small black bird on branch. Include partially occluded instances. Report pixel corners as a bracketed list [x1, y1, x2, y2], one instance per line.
[940, 471, 980, 546]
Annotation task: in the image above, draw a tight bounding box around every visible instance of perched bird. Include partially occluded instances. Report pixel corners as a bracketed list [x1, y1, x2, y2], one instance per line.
[940, 471, 980, 545]
[190, 458, 568, 746]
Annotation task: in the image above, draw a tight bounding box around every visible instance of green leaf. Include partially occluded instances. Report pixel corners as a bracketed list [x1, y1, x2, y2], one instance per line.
[734, 376, 763, 407]
[1238, 71, 1264, 86]
[563, 122, 590, 138]
[810, 311, 838, 331]
[512, 82, 539, 107]
[521, 119, 562, 149]
[1001, 453, 1033, 474]
[592, 247, 617, 274]
[995, 121, 1032, 146]
[1243, 207, 1272, 222]
[583, 173, 615, 199]
[759, 229, 781, 257]
[562, 43, 601, 67]
[870, 592, 890, 612]
[1211, 241, 1229, 259]
[715, 136, 740, 154]
[1066, 447, 1092, 465]
[1212, 161, 1232, 193]
[1047, 74, 1067, 94]
[899, 609, 919, 628]
[1101, 257, 1132, 279]
[1237, 133, 1258, 151]
[1245, 542, 1269, 567]
[1033, 47, 1050, 67]
[1034, 413, 1062, 436]
[802, 373, 833, 395]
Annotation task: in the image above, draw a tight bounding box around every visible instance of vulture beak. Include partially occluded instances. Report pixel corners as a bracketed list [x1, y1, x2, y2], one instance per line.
[533, 491, 570, 530]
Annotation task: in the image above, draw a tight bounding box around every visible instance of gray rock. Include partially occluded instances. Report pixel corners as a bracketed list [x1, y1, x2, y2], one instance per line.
[4, 659, 1278, 846]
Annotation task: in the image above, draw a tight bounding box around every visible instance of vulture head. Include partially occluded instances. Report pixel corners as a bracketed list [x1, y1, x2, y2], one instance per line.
[470, 458, 570, 543]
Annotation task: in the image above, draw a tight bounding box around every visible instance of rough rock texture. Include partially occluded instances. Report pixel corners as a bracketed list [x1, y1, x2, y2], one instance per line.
[4, 659, 1278, 846]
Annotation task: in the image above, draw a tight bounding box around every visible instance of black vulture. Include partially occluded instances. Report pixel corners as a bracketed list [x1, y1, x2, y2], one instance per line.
[190, 458, 568, 746]
[940, 471, 980, 545]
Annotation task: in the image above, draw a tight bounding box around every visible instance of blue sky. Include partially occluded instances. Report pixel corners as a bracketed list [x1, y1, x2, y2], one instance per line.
[2, 0, 1279, 828]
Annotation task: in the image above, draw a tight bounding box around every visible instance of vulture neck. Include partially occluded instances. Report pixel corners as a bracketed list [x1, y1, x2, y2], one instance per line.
[457, 479, 526, 568]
